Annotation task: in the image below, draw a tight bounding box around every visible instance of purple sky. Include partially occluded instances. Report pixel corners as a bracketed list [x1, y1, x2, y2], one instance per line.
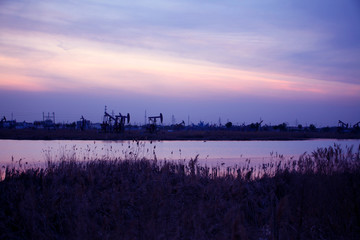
[0, 0, 359, 126]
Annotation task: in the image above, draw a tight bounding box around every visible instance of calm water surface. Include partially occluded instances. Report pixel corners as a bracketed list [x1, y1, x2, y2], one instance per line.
[1, 139, 359, 169]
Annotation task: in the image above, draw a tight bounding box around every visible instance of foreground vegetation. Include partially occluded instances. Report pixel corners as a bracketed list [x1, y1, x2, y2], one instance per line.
[1, 145, 360, 239]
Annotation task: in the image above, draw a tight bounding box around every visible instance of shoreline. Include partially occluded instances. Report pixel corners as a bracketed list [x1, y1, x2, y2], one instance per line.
[1, 128, 359, 141]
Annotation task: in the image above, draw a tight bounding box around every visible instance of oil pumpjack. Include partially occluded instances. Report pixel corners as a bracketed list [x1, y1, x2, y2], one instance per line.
[147, 113, 163, 133]
[338, 120, 349, 129]
[101, 106, 130, 133]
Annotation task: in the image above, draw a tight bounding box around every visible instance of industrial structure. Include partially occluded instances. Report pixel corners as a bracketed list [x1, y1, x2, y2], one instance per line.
[78, 116, 91, 131]
[101, 106, 130, 133]
[147, 113, 163, 133]
[0, 116, 6, 128]
[42, 112, 56, 129]
[338, 120, 349, 129]
[0, 109, 359, 136]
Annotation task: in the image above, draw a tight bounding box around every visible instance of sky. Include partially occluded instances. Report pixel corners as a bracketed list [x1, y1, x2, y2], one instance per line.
[0, 0, 359, 126]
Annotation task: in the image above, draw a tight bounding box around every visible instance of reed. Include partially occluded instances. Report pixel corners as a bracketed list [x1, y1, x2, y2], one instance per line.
[0, 145, 359, 239]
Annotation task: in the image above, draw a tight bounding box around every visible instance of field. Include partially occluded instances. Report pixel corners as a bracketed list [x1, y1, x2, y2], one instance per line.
[1, 145, 360, 239]
[1, 128, 359, 140]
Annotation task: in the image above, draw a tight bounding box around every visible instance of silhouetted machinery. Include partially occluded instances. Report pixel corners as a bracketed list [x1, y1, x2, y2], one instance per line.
[256, 119, 263, 131]
[173, 120, 185, 130]
[249, 119, 263, 131]
[338, 120, 349, 129]
[147, 113, 163, 133]
[79, 116, 91, 131]
[353, 121, 360, 131]
[117, 113, 130, 132]
[0, 116, 6, 128]
[101, 107, 130, 133]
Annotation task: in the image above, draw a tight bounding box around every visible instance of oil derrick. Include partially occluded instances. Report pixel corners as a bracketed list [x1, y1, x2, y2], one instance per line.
[147, 113, 163, 133]
[101, 106, 130, 133]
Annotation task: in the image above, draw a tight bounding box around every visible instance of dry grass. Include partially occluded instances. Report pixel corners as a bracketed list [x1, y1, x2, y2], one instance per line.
[0, 145, 359, 239]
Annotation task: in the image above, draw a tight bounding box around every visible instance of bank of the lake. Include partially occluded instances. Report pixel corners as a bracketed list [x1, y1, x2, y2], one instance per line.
[1, 128, 359, 141]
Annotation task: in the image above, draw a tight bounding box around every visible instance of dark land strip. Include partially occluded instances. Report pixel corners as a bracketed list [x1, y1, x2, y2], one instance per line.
[0, 129, 359, 141]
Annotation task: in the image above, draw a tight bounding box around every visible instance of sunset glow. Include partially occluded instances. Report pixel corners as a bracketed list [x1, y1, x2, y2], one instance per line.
[1, 0, 359, 125]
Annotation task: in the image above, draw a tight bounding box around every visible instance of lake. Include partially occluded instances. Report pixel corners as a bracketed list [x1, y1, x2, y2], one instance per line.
[1, 139, 359, 169]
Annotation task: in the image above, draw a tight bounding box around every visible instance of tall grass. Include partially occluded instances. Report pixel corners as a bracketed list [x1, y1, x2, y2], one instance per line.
[0, 145, 359, 239]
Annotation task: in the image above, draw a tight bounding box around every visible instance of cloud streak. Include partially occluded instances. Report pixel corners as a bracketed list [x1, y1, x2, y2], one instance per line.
[0, 0, 359, 124]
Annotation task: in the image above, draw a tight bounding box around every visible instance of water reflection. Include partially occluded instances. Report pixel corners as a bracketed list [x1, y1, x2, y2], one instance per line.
[1, 139, 359, 171]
